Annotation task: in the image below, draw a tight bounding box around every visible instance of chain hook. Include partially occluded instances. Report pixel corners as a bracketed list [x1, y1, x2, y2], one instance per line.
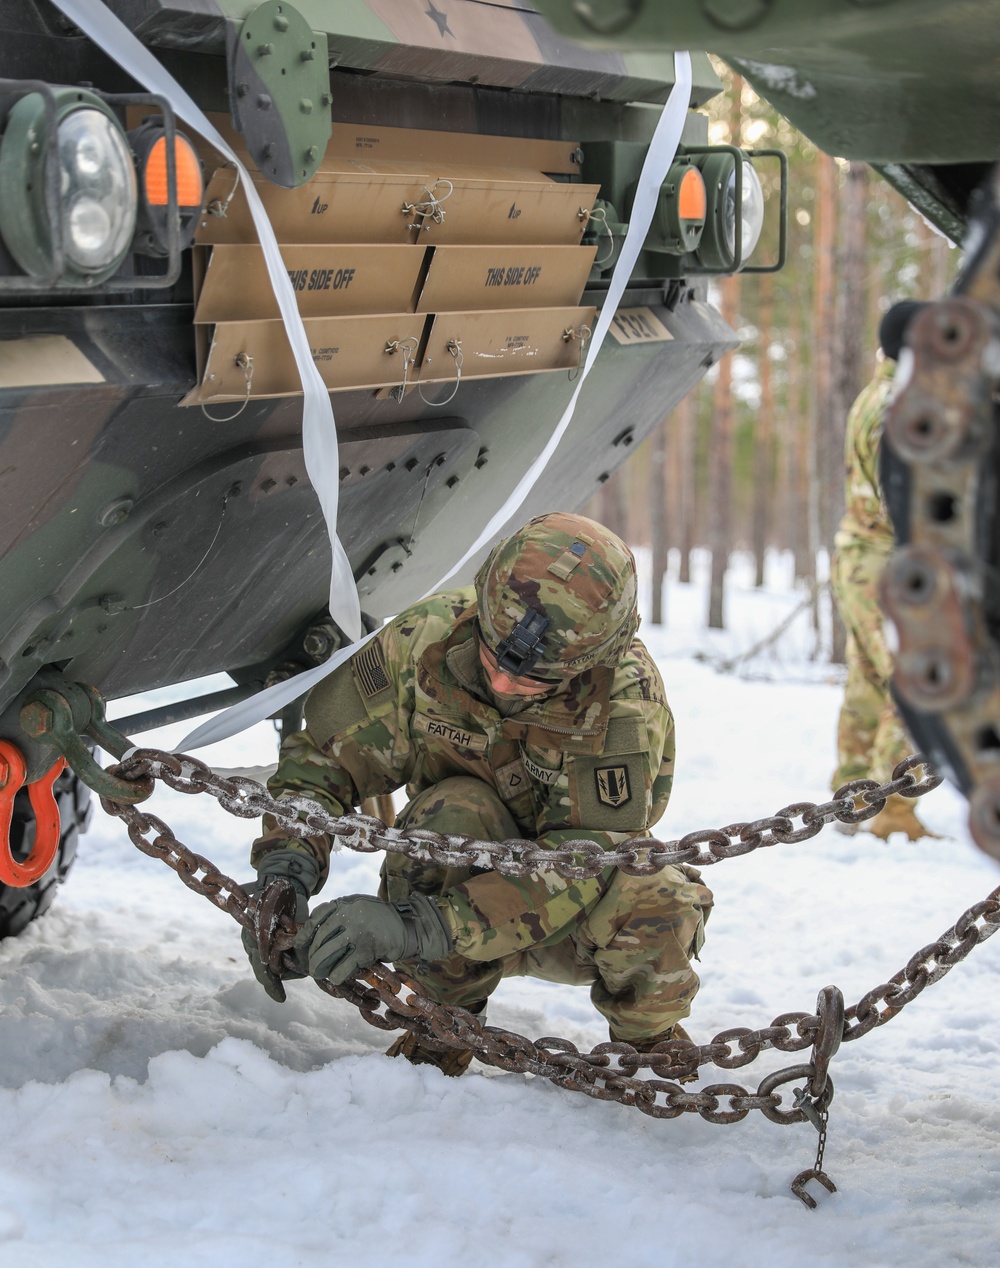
[787, 986, 843, 1208]
[0, 740, 67, 887]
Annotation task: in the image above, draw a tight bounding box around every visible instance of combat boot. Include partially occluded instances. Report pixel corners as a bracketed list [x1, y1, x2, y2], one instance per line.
[867, 794, 939, 842]
[386, 1029, 475, 1076]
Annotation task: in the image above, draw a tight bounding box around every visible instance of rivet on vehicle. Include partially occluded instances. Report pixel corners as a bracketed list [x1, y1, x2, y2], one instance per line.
[98, 497, 134, 527]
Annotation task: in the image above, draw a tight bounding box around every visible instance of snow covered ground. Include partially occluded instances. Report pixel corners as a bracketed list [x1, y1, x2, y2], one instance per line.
[1, 550, 998, 1267]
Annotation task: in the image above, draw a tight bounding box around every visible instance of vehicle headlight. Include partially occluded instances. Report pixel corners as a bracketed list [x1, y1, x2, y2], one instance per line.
[58, 108, 136, 271]
[724, 158, 764, 261]
[692, 150, 767, 272]
[0, 87, 138, 285]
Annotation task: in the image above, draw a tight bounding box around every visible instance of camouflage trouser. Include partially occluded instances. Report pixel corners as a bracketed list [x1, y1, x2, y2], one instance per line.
[379, 776, 712, 1043]
[831, 544, 915, 790]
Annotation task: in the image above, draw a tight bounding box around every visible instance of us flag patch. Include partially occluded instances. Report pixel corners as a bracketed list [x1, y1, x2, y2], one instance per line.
[595, 765, 631, 808]
[353, 641, 391, 699]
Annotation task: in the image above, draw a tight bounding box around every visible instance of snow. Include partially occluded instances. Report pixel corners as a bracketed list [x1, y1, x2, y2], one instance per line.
[2, 549, 999, 1266]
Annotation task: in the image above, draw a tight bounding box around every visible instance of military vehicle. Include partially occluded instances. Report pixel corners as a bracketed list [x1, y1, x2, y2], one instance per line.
[535, 0, 1000, 863]
[0, 1, 787, 935]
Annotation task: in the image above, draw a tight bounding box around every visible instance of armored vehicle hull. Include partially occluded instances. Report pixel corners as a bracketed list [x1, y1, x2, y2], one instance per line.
[0, 2, 752, 925]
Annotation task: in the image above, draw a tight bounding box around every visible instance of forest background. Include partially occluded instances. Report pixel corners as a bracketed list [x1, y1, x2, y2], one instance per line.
[584, 61, 958, 648]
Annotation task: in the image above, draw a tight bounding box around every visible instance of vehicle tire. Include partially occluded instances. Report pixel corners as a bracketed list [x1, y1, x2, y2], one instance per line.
[0, 765, 92, 939]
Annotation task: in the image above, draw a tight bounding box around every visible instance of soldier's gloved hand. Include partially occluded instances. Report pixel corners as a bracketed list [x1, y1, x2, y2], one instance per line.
[293, 892, 453, 986]
[241, 849, 321, 1003]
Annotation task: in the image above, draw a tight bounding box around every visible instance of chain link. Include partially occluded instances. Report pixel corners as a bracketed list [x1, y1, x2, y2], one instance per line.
[94, 747, 1000, 1134]
[111, 750, 943, 881]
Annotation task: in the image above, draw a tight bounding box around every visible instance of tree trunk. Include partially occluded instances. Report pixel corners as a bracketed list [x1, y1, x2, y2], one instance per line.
[829, 160, 869, 663]
[751, 271, 775, 588]
[675, 390, 695, 583]
[812, 151, 838, 553]
[650, 417, 669, 625]
[708, 273, 739, 629]
[788, 291, 813, 582]
[707, 76, 743, 629]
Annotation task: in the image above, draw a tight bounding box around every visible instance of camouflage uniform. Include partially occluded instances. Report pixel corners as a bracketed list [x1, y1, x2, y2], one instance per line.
[253, 513, 712, 1042]
[831, 358, 924, 834]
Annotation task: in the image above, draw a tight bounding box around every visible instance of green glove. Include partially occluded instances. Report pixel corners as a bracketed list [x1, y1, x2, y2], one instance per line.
[241, 849, 320, 1003]
[293, 892, 453, 986]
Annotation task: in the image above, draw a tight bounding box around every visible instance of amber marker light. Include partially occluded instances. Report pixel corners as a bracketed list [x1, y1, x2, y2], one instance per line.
[129, 119, 205, 257]
[678, 165, 707, 224]
[651, 160, 707, 255]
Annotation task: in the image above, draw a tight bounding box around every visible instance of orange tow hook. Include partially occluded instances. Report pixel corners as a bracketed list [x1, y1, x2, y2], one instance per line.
[0, 740, 67, 887]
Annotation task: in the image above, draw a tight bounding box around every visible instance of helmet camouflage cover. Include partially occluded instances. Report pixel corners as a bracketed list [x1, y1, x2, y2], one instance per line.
[474, 511, 640, 679]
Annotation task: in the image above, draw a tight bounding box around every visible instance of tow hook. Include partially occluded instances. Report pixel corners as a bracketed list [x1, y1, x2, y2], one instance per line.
[0, 739, 67, 886]
[18, 680, 153, 805]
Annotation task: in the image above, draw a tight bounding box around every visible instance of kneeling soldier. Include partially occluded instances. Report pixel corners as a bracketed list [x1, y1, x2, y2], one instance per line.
[245, 511, 712, 1074]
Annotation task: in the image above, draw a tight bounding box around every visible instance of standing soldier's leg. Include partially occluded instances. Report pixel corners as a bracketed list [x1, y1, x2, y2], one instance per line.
[834, 549, 932, 839]
[832, 548, 883, 790]
[868, 697, 936, 839]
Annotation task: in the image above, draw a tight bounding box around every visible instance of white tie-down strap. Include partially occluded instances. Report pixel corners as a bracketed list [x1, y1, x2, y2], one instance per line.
[179, 49, 694, 751]
[50, 1, 362, 647]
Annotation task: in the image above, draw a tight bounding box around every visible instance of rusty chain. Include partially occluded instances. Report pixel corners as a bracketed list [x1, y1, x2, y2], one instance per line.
[110, 749, 942, 881]
[93, 745, 1000, 1138]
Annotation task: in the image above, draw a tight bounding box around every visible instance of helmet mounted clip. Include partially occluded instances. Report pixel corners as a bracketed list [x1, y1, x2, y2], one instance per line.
[492, 609, 549, 678]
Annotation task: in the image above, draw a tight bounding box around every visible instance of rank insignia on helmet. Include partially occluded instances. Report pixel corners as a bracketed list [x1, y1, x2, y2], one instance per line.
[595, 765, 631, 807]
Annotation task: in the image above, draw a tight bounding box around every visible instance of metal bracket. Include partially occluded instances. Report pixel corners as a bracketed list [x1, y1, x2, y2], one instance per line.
[228, 1, 331, 188]
[19, 679, 153, 804]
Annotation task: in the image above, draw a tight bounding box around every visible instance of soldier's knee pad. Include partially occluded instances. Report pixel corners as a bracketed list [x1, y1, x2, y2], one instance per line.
[397, 776, 520, 841]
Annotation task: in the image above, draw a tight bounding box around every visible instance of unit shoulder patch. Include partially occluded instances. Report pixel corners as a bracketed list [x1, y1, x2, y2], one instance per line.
[595, 764, 631, 808]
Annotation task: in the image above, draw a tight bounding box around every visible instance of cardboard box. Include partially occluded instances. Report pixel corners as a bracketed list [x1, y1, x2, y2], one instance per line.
[420, 305, 596, 382]
[187, 111, 581, 179]
[183, 313, 430, 402]
[329, 122, 581, 176]
[194, 244, 427, 321]
[416, 244, 596, 312]
[409, 170, 600, 245]
[195, 162, 433, 246]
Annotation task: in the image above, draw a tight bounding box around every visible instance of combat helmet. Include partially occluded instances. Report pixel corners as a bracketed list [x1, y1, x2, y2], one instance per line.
[474, 511, 640, 681]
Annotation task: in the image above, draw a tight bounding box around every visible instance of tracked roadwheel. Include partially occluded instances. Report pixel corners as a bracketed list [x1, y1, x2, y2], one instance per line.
[880, 164, 1000, 859]
[0, 765, 92, 939]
